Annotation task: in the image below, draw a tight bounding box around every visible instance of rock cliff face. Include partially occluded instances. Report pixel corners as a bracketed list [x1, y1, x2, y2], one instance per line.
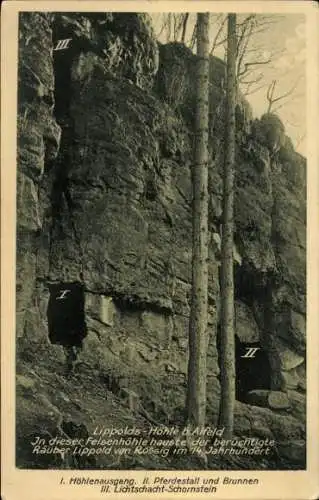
[16, 12, 306, 470]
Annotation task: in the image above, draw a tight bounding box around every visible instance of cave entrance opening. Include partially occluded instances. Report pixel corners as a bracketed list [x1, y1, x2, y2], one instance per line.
[235, 334, 271, 402]
[47, 282, 87, 370]
[52, 21, 77, 124]
[217, 325, 272, 403]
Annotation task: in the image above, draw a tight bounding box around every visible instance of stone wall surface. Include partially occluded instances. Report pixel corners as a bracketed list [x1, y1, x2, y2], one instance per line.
[17, 13, 61, 338]
[16, 14, 306, 470]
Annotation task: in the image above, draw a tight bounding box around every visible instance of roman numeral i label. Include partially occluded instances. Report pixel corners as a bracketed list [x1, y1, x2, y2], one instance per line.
[56, 290, 71, 300]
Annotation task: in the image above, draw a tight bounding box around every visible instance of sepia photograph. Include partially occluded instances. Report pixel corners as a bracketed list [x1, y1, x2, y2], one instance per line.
[1, 1, 319, 499]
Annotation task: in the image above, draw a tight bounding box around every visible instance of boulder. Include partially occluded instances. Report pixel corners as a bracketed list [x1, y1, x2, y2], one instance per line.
[246, 390, 270, 407]
[268, 391, 290, 410]
[274, 337, 304, 370]
[245, 390, 290, 411]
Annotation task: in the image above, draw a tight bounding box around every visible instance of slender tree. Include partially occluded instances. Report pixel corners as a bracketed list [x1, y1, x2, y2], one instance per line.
[186, 12, 210, 429]
[156, 13, 191, 43]
[181, 13, 190, 43]
[218, 13, 237, 438]
[207, 14, 284, 96]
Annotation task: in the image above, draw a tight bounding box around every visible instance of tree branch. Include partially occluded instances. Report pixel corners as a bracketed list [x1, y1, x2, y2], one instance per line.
[210, 15, 227, 54]
[181, 13, 190, 43]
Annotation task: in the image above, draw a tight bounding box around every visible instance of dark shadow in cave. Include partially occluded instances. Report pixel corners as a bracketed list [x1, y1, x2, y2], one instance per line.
[52, 34, 74, 122]
[216, 325, 271, 403]
[51, 19, 84, 123]
[49, 21, 85, 229]
[234, 262, 267, 306]
[235, 335, 271, 402]
[47, 282, 87, 348]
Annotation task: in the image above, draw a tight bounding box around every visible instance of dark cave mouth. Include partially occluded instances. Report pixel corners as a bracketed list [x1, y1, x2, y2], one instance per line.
[52, 19, 84, 123]
[235, 336, 271, 402]
[47, 282, 87, 348]
[52, 36, 74, 123]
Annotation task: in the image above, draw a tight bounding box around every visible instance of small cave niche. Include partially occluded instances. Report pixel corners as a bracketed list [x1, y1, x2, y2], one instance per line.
[52, 19, 90, 123]
[47, 282, 87, 348]
[144, 178, 157, 201]
[217, 326, 271, 403]
[235, 335, 271, 402]
[52, 24, 75, 122]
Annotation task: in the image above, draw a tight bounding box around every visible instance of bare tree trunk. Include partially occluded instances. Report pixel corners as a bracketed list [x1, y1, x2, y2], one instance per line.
[218, 13, 237, 438]
[181, 13, 189, 43]
[186, 13, 210, 428]
[166, 13, 172, 43]
[190, 20, 198, 50]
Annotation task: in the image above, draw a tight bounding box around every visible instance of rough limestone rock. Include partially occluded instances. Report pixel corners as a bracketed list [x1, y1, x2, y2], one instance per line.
[53, 13, 158, 91]
[246, 390, 270, 407]
[268, 391, 290, 410]
[252, 114, 286, 153]
[245, 390, 290, 411]
[235, 300, 260, 343]
[286, 390, 306, 421]
[156, 43, 252, 134]
[274, 337, 304, 371]
[17, 13, 61, 338]
[16, 16, 306, 470]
